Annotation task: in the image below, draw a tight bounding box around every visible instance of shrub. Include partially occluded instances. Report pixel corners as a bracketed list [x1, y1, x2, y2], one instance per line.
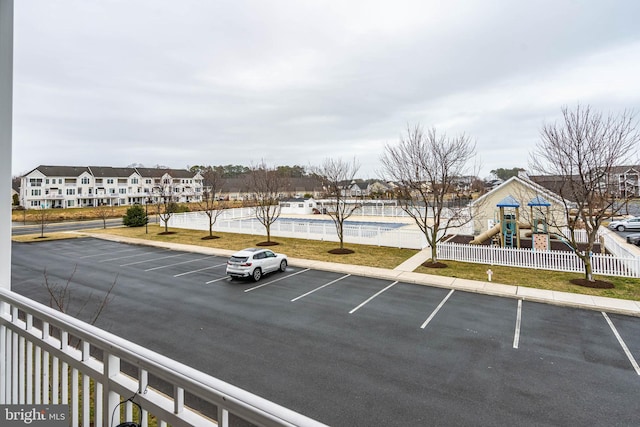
[168, 202, 190, 213]
[123, 205, 148, 227]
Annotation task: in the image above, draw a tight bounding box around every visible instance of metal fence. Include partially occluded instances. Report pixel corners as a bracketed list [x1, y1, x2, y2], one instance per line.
[0, 288, 326, 427]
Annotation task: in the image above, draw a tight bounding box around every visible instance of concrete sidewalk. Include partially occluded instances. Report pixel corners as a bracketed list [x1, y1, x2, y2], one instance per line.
[77, 232, 640, 318]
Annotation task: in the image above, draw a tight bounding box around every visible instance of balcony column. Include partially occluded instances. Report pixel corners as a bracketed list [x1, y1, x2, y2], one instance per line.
[0, 0, 13, 292]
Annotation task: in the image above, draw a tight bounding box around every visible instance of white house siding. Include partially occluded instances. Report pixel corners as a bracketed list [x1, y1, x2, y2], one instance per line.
[20, 166, 204, 209]
[279, 198, 317, 214]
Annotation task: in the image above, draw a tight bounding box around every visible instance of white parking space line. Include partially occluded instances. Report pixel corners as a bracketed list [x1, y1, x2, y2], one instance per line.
[119, 253, 188, 267]
[291, 274, 350, 302]
[349, 281, 398, 314]
[144, 256, 214, 272]
[79, 247, 139, 259]
[174, 263, 226, 277]
[420, 289, 455, 329]
[513, 299, 522, 349]
[602, 312, 640, 376]
[205, 276, 231, 284]
[244, 269, 310, 292]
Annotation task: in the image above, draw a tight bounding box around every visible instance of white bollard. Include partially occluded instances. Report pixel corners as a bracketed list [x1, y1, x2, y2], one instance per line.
[486, 268, 493, 282]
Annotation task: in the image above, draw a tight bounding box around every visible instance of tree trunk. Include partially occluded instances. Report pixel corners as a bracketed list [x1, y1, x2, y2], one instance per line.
[430, 241, 438, 264]
[583, 252, 594, 282]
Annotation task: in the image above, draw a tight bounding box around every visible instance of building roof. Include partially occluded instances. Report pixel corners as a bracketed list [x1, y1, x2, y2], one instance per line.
[89, 166, 138, 178]
[26, 165, 91, 177]
[472, 175, 568, 208]
[22, 165, 198, 180]
[527, 196, 551, 207]
[496, 195, 520, 208]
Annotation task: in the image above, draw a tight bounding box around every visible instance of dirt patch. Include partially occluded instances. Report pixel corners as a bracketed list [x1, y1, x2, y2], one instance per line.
[422, 260, 447, 268]
[570, 278, 615, 289]
[256, 241, 279, 246]
[158, 231, 177, 235]
[200, 236, 220, 240]
[328, 248, 355, 255]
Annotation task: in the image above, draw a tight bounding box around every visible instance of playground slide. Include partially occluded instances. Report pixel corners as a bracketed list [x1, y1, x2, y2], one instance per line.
[470, 223, 501, 244]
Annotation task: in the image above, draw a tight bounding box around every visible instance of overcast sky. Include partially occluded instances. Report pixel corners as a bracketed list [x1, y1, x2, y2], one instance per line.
[11, 0, 640, 179]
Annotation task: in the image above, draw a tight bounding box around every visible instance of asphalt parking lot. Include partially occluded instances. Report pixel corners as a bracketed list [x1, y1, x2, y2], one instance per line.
[11, 238, 640, 426]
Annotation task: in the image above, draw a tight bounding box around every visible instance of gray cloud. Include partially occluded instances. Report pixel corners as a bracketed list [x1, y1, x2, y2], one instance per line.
[12, 0, 640, 178]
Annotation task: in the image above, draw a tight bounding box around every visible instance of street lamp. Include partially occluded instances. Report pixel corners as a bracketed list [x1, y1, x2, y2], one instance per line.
[145, 196, 152, 234]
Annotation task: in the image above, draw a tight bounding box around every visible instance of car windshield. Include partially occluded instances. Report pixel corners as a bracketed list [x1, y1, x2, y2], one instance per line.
[229, 256, 248, 263]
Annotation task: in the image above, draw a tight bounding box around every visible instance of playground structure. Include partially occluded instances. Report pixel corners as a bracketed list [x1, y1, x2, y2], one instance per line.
[471, 195, 553, 251]
[528, 195, 551, 251]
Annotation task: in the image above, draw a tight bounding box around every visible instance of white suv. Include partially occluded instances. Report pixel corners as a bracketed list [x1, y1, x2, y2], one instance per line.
[608, 217, 640, 232]
[226, 248, 288, 281]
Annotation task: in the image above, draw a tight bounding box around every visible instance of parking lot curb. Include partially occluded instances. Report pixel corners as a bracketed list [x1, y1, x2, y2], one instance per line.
[75, 231, 640, 318]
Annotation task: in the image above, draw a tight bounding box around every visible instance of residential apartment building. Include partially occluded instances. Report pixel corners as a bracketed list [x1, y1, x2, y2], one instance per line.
[20, 165, 203, 209]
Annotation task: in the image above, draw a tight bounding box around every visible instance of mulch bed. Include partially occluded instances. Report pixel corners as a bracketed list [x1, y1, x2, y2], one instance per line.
[256, 241, 279, 246]
[570, 278, 615, 289]
[200, 235, 220, 240]
[421, 260, 447, 268]
[328, 248, 355, 255]
[158, 231, 177, 235]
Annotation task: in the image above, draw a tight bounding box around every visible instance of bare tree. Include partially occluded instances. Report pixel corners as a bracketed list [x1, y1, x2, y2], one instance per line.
[381, 124, 479, 266]
[43, 265, 117, 326]
[312, 157, 361, 253]
[36, 207, 51, 238]
[153, 171, 176, 234]
[530, 104, 639, 283]
[246, 161, 289, 244]
[197, 166, 228, 239]
[93, 202, 116, 229]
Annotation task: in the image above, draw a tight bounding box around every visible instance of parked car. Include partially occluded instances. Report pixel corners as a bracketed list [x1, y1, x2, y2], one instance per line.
[626, 233, 640, 246]
[608, 217, 640, 232]
[226, 248, 288, 282]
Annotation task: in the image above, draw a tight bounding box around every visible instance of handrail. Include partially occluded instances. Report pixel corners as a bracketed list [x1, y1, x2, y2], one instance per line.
[0, 288, 326, 427]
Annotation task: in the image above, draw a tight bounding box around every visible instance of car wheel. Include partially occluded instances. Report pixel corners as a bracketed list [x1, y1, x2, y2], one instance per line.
[279, 259, 287, 272]
[617, 225, 625, 231]
[252, 268, 262, 282]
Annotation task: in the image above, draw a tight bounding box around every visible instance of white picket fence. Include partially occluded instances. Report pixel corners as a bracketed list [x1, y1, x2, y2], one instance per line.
[168, 211, 640, 278]
[435, 242, 640, 278]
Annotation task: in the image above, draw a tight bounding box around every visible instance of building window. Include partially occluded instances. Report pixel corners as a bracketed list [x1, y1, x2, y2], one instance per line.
[30, 200, 40, 207]
[45, 179, 49, 184]
[29, 178, 43, 187]
[31, 189, 41, 196]
[109, 189, 116, 194]
[145, 179, 152, 184]
[107, 179, 114, 184]
[131, 178, 138, 184]
[67, 200, 75, 207]
[66, 188, 75, 195]
[81, 177, 90, 184]
[119, 188, 126, 194]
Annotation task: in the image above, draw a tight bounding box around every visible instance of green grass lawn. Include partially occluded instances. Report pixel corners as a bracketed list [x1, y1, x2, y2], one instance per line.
[14, 224, 640, 301]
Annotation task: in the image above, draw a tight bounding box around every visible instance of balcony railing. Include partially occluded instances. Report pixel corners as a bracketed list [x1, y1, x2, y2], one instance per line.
[0, 288, 325, 427]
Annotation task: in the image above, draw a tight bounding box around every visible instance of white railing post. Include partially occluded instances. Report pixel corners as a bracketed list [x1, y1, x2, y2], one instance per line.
[104, 353, 121, 427]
